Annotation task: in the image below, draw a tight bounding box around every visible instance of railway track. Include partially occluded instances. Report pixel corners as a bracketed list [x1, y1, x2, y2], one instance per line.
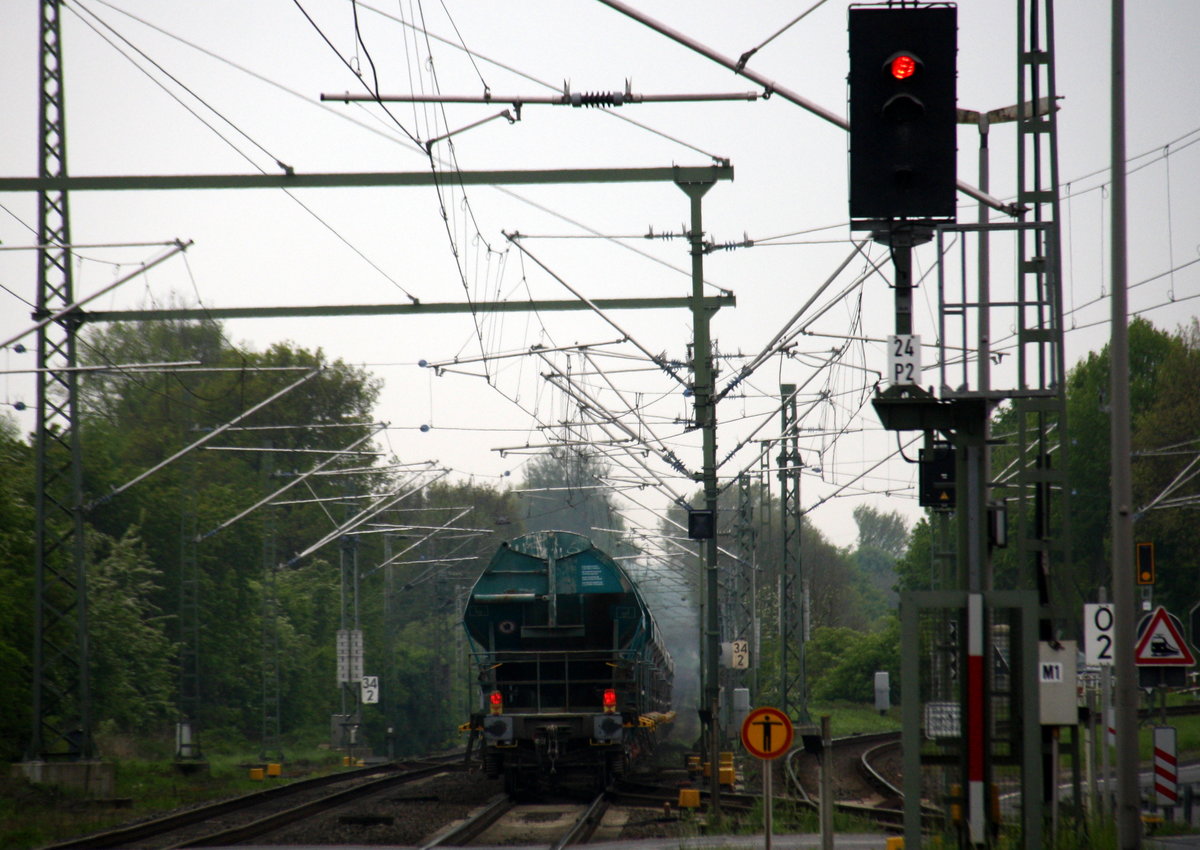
[785, 730, 908, 830]
[550, 791, 610, 850]
[36, 737, 951, 847]
[784, 730, 946, 832]
[423, 790, 611, 847]
[39, 756, 465, 850]
[610, 777, 757, 812]
[860, 735, 905, 805]
[421, 793, 515, 847]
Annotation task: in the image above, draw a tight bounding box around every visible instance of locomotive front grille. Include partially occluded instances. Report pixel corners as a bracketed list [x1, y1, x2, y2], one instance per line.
[474, 649, 638, 713]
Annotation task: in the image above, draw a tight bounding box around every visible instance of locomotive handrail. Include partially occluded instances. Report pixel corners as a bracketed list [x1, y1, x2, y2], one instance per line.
[471, 648, 649, 713]
[472, 592, 540, 602]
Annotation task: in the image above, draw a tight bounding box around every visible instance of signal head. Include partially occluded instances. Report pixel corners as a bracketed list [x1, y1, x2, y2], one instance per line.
[848, 5, 958, 223]
[889, 53, 919, 80]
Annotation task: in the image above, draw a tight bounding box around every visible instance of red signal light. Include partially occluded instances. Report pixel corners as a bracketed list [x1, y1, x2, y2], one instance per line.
[891, 54, 917, 80]
[603, 688, 618, 713]
[489, 691, 503, 715]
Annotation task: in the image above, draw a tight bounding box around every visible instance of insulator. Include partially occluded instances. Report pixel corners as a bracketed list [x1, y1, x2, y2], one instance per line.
[570, 91, 623, 108]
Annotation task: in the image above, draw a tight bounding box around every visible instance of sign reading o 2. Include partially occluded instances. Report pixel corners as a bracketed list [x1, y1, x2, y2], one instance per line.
[1084, 603, 1114, 667]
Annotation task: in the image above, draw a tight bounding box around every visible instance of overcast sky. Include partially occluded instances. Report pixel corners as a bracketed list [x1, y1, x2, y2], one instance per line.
[1, 0, 1197, 552]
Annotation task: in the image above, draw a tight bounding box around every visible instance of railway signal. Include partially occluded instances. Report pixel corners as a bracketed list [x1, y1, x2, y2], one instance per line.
[1135, 541, 1155, 585]
[848, 4, 958, 223]
[918, 443, 956, 508]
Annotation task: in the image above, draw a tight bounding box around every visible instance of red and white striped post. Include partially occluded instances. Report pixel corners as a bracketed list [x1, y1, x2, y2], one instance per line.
[1155, 726, 1178, 809]
[967, 592, 986, 844]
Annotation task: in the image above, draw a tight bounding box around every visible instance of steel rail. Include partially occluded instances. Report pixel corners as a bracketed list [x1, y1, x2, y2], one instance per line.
[37, 762, 438, 850]
[550, 792, 611, 850]
[859, 737, 905, 800]
[175, 763, 452, 847]
[419, 793, 514, 848]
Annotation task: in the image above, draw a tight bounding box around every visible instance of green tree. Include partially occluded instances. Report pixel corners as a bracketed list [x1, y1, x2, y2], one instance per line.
[0, 415, 35, 760]
[87, 528, 177, 732]
[852, 504, 909, 557]
[895, 516, 936, 592]
[0, 312, 402, 757]
[76, 316, 382, 741]
[807, 618, 900, 703]
[896, 319, 1198, 622]
[850, 504, 910, 614]
[804, 518, 873, 632]
[1053, 318, 1181, 604]
[519, 447, 630, 554]
[1130, 319, 1200, 614]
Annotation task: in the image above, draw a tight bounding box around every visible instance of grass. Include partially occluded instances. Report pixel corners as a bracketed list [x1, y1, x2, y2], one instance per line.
[0, 740, 348, 850]
[1138, 692, 1200, 758]
[807, 701, 903, 736]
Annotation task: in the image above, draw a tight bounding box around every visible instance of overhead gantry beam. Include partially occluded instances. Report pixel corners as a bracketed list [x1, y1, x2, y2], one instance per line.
[0, 165, 733, 193]
[81, 295, 735, 323]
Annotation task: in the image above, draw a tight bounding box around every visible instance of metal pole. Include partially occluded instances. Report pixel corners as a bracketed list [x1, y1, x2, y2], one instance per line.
[764, 757, 773, 850]
[978, 119, 992, 397]
[1051, 728, 1061, 841]
[339, 525, 349, 719]
[892, 242, 913, 336]
[1109, 1, 1139, 847]
[819, 715, 833, 850]
[384, 532, 397, 761]
[679, 178, 721, 816]
[1087, 683, 1098, 823]
[1100, 585, 1113, 824]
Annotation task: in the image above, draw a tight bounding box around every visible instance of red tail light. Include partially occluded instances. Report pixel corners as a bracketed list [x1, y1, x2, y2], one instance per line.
[603, 688, 618, 714]
[489, 691, 503, 715]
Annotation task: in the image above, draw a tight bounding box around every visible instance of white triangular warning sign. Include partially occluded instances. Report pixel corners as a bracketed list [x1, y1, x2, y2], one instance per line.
[1134, 606, 1196, 666]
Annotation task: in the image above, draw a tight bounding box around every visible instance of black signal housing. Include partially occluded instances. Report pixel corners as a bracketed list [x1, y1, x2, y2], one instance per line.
[848, 5, 958, 225]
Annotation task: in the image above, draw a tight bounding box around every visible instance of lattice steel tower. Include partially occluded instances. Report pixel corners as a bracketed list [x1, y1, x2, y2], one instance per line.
[777, 384, 808, 721]
[28, 0, 92, 762]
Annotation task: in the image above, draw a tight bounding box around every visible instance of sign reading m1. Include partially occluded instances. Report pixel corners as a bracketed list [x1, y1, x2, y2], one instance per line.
[1039, 640, 1078, 726]
[888, 335, 921, 385]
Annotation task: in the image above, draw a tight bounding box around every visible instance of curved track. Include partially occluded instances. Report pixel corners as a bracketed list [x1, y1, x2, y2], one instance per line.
[785, 730, 908, 829]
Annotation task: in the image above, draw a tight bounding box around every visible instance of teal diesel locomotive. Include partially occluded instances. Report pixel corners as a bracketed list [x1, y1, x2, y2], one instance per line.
[463, 531, 674, 793]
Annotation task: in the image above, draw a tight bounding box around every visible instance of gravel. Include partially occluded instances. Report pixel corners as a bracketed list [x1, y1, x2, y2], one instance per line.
[254, 769, 504, 846]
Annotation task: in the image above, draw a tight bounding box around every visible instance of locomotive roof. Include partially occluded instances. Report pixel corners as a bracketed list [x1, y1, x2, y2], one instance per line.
[470, 530, 634, 596]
